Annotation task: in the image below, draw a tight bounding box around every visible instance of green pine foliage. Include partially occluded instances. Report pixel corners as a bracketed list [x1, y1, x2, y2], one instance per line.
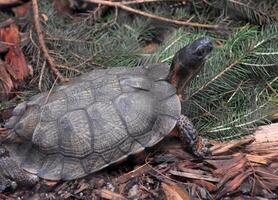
[23, 1, 278, 140]
[182, 25, 278, 139]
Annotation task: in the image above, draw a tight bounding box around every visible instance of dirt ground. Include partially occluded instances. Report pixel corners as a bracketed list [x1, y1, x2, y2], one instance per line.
[1, 126, 278, 200]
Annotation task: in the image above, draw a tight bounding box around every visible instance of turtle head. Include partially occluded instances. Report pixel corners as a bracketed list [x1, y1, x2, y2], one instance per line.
[167, 37, 213, 95]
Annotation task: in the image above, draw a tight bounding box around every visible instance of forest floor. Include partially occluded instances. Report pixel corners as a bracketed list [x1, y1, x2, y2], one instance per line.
[0, 0, 278, 199]
[0, 123, 277, 200]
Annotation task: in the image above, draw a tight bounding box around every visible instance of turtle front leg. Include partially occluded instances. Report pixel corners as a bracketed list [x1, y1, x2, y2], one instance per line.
[177, 115, 209, 158]
[0, 149, 39, 192]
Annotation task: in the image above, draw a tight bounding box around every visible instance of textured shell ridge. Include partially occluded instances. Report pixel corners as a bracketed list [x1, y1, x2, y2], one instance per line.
[4, 65, 181, 180]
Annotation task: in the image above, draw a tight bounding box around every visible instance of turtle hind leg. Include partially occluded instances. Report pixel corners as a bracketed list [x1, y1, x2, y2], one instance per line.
[0, 156, 39, 192]
[177, 115, 209, 158]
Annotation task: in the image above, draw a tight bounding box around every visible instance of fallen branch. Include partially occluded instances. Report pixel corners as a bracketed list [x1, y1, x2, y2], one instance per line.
[85, 0, 222, 29]
[31, 0, 67, 82]
[0, 0, 21, 5]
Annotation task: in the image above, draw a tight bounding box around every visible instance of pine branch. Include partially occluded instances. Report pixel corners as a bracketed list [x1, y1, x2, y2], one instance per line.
[211, 0, 278, 25]
[23, 1, 278, 140]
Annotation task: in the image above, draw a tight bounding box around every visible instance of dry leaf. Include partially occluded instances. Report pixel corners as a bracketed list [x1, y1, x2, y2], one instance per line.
[11, 1, 31, 17]
[53, 0, 73, 14]
[0, 22, 32, 98]
[0, 62, 13, 99]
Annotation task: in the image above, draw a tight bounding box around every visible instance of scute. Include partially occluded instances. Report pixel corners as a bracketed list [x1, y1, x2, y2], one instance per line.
[156, 95, 181, 119]
[59, 110, 92, 157]
[114, 91, 156, 137]
[27, 92, 47, 106]
[62, 158, 86, 180]
[82, 153, 107, 174]
[107, 66, 146, 75]
[147, 115, 177, 147]
[12, 102, 26, 116]
[79, 69, 107, 81]
[14, 106, 40, 140]
[119, 74, 152, 92]
[64, 82, 94, 110]
[91, 75, 122, 102]
[38, 154, 63, 180]
[32, 121, 59, 153]
[152, 81, 176, 100]
[87, 101, 127, 152]
[40, 92, 67, 122]
[152, 115, 177, 135]
[101, 147, 125, 163]
[117, 137, 145, 155]
[21, 147, 46, 174]
[145, 63, 170, 81]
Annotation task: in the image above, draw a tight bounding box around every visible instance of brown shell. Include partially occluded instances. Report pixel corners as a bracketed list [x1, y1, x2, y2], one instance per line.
[4, 64, 181, 180]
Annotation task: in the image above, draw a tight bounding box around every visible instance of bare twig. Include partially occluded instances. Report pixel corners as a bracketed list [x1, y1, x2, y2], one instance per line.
[56, 65, 81, 73]
[44, 77, 58, 104]
[38, 61, 46, 91]
[0, 18, 14, 28]
[122, 0, 180, 4]
[32, 0, 68, 82]
[0, 0, 21, 5]
[85, 0, 222, 29]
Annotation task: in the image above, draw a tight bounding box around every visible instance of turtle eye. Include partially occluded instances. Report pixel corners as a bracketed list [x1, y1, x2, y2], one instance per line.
[195, 47, 206, 57]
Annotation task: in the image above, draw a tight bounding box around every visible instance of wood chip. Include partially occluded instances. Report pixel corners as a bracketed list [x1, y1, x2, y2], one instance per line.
[97, 189, 127, 200]
[161, 182, 191, 200]
[116, 164, 151, 184]
[170, 170, 220, 183]
[210, 137, 254, 155]
[216, 169, 253, 199]
[192, 179, 217, 192]
[246, 153, 278, 165]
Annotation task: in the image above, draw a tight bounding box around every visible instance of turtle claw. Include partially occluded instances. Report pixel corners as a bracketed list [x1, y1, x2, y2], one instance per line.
[0, 178, 17, 192]
[177, 115, 210, 158]
[0, 157, 39, 191]
[191, 137, 210, 158]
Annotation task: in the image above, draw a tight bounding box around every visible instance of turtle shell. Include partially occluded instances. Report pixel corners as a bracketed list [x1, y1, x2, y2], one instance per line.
[4, 64, 181, 180]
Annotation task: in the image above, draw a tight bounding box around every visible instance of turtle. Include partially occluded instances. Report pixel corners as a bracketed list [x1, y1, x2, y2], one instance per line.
[0, 37, 213, 191]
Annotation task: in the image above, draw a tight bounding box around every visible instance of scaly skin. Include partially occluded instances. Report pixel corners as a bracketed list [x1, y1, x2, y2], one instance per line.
[0, 146, 38, 192]
[177, 115, 209, 158]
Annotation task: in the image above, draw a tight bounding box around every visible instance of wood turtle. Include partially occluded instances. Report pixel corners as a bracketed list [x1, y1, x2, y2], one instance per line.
[0, 37, 213, 191]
